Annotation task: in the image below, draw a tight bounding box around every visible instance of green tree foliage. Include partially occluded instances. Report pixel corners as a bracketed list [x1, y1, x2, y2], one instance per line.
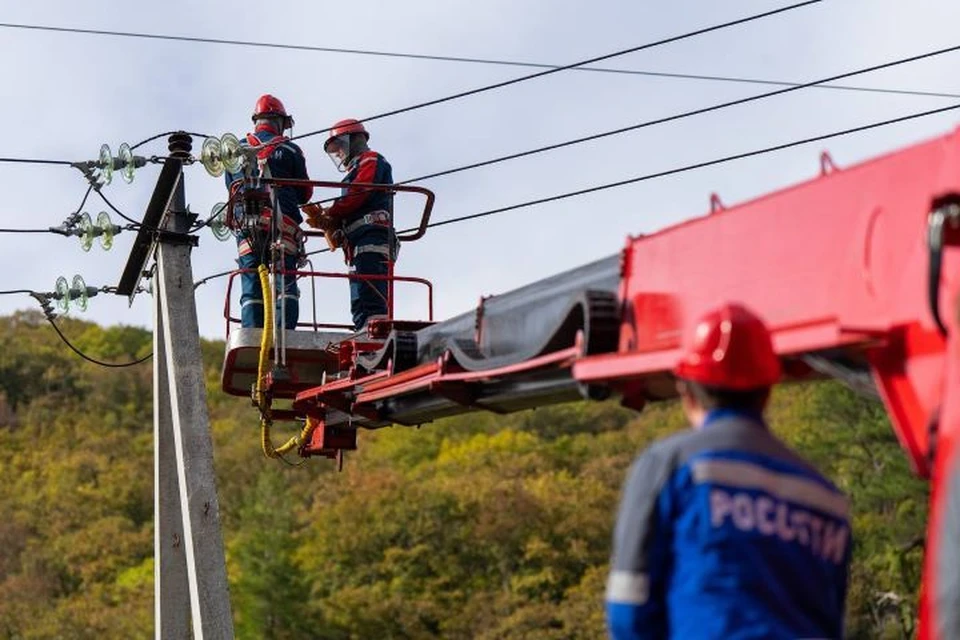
[0, 314, 930, 638]
[769, 382, 928, 639]
[0, 312, 153, 638]
[228, 470, 317, 639]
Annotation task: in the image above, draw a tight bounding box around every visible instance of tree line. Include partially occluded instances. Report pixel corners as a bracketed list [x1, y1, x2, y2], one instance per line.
[0, 312, 927, 638]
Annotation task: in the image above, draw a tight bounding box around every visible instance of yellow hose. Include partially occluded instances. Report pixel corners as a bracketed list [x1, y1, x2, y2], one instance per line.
[256, 264, 312, 459]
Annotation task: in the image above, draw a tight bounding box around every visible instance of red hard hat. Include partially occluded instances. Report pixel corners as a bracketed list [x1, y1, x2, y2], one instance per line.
[324, 118, 369, 151]
[252, 94, 294, 128]
[673, 303, 781, 390]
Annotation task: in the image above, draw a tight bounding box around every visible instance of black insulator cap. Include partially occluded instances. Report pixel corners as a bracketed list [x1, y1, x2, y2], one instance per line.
[167, 132, 193, 159]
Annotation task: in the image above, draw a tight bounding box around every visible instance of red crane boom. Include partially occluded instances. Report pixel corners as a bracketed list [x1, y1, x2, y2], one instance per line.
[223, 126, 960, 637]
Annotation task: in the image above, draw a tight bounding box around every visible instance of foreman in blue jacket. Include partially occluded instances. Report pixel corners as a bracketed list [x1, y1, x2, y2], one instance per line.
[606, 303, 851, 639]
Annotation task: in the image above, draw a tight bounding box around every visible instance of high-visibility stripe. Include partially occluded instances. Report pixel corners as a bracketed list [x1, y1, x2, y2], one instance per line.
[691, 459, 849, 519]
[344, 210, 391, 235]
[354, 245, 391, 257]
[605, 571, 649, 605]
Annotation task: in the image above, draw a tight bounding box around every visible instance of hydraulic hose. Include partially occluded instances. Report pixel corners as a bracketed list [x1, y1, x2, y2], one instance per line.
[256, 264, 312, 458]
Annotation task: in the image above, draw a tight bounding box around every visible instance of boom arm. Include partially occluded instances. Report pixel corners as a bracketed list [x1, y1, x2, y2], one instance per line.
[575, 131, 960, 479]
[291, 126, 960, 638]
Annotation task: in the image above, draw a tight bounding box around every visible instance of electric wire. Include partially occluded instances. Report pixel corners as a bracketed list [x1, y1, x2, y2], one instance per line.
[0, 131, 211, 167]
[0, 290, 151, 367]
[95, 189, 143, 227]
[45, 316, 152, 367]
[0, 156, 74, 165]
[6, 12, 957, 100]
[289, 1, 823, 141]
[194, 100, 960, 278]
[130, 130, 214, 151]
[304, 100, 960, 259]
[412, 101, 960, 233]
[75, 184, 93, 215]
[194, 268, 234, 289]
[202, 3, 848, 228]
[294, 42, 960, 207]
[0, 0, 826, 236]
[0, 188, 139, 234]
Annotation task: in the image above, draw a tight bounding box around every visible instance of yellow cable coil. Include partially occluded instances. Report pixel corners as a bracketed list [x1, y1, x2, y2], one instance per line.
[256, 264, 315, 459]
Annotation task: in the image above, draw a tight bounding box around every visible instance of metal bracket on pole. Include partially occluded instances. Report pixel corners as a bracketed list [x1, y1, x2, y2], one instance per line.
[117, 156, 182, 304]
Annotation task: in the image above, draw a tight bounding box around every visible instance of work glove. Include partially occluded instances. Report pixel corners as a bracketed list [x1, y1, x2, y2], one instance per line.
[325, 229, 344, 252]
[301, 202, 327, 229]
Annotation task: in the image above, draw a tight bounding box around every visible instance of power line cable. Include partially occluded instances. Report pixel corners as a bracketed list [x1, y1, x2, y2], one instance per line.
[289, 1, 823, 140]
[95, 189, 143, 227]
[4, 13, 955, 101]
[0, 130, 212, 166]
[45, 316, 152, 367]
[0, 156, 73, 165]
[130, 130, 214, 151]
[0, 186, 137, 235]
[291, 42, 960, 210]
[0, 2, 827, 197]
[416, 102, 960, 231]
[193, 268, 234, 289]
[297, 100, 960, 258]
[0, 289, 151, 367]
[195, 98, 957, 284]
[400, 43, 960, 184]
[75, 184, 93, 215]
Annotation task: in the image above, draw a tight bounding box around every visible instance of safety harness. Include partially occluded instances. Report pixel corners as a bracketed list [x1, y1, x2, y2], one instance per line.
[340, 209, 400, 265]
[230, 133, 305, 261]
[340, 209, 398, 264]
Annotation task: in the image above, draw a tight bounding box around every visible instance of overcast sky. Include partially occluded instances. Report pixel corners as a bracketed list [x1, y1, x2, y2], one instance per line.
[2, 0, 960, 342]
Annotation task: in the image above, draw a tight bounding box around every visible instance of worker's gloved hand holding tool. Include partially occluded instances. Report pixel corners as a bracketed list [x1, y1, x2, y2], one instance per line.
[301, 202, 342, 251]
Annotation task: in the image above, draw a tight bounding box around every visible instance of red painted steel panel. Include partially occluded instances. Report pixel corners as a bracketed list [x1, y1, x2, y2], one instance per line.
[576, 127, 960, 480]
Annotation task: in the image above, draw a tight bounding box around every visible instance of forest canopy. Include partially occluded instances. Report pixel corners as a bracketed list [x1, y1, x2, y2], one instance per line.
[0, 312, 927, 638]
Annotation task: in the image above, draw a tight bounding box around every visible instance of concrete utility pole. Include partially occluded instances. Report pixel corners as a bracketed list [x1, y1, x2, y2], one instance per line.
[120, 133, 235, 638]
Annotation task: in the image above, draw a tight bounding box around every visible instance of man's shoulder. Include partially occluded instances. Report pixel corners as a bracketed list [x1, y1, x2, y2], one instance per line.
[628, 428, 699, 478]
[277, 138, 305, 157]
[696, 418, 846, 495]
[641, 425, 737, 465]
[646, 427, 701, 456]
[358, 150, 387, 162]
[635, 422, 842, 491]
[246, 131, 303, 153]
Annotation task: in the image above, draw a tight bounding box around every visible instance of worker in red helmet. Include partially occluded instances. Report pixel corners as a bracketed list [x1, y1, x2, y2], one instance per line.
[225, 94, 312, 329]
[302, 118, 396, 331]
[605, 303, 851, 639]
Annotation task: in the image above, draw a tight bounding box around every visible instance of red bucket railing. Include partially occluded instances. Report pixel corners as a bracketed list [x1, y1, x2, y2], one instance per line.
[223, 268, 434, 337]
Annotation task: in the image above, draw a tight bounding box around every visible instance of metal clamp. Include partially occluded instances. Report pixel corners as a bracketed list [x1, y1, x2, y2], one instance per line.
[152, 229, 199, 247]
[927, 201, 960, 336]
